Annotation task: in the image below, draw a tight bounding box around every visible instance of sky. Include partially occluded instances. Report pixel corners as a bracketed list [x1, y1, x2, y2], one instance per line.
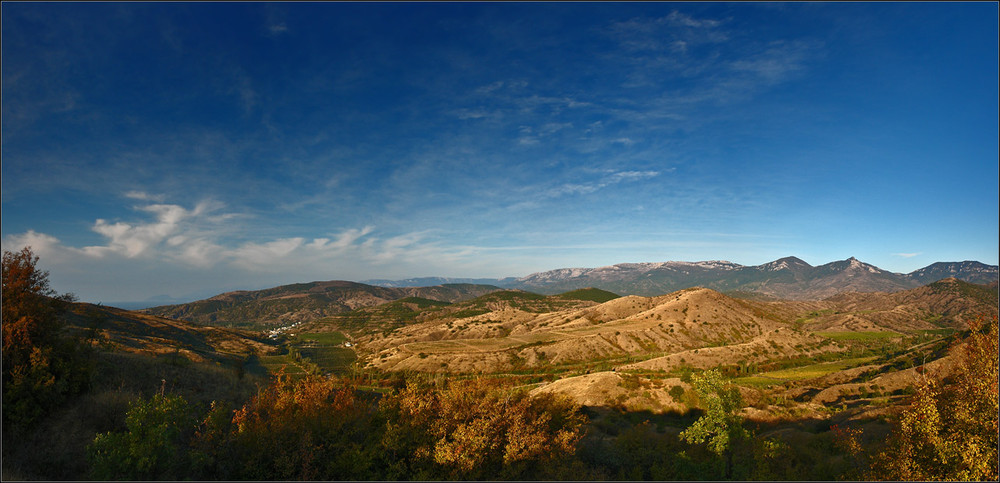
[2, 2, 998, 305]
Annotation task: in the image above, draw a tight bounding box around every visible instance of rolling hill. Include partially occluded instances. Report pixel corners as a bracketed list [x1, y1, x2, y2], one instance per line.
[141, 281, 502, 329]
[348, 287, 822, 374]
[304, 278, 996, 377]
[62, 301, 279, 364]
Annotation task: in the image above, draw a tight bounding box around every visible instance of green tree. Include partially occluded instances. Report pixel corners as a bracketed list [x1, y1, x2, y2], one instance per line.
[87, 393, 198, 480]
[869, 316, 999, 481]
[679, 369, 747, 479]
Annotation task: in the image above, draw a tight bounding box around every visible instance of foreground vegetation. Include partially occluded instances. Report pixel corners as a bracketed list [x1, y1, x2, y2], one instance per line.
[3, 248, 997, 480]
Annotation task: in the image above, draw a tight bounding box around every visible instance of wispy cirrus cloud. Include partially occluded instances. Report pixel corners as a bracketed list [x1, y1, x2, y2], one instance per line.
[512, 170, 662, 205]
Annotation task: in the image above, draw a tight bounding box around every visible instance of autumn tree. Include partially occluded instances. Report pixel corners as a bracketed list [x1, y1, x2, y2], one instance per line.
[189, 372, 383, 480]
[2, 247, 85, 436]
[869, 316, 999, 481]
[379, 377, 587, 480]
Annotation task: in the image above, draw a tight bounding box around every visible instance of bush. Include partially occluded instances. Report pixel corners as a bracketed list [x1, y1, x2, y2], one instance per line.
[87, 393, 198, 480]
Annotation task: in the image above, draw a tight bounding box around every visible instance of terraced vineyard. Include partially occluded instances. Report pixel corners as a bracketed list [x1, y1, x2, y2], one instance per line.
[258, 331, 357, 377]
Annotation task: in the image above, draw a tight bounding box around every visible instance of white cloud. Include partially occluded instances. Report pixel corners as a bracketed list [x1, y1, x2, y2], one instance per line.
[1, 230, 70, 262]
[729, 40, 813, 84]
[330, 225, 375, 250]
[893, 252, 922, 258]
[230, 237, 306, 270]
[83, 203, 193, 258]
[609, 11, 729, 52]
[2, 196, 493, 301]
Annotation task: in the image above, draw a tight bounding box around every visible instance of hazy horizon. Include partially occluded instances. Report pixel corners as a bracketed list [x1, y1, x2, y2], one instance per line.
[3, 2, 998, 304]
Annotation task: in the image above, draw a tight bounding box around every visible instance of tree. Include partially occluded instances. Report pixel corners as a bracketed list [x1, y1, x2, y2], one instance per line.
[87, 393, 198, 480]
[379, 377, 586, 480]
[869, 316, 999, 481]
[2, 247, 84, 436]
[678, 369, 748, 479]
[190, 372, 383, 480]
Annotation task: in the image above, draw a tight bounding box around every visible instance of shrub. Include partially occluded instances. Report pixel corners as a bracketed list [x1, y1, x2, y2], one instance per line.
[87, 393, 197, 480]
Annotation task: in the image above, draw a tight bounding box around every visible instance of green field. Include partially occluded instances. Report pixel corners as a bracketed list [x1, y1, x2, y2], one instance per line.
[258, 353, 309, 375]
[258, 331, 356, 377]
[915, 328, 956, 336]
[293, 331, 356, 374]
[734, 356, 878, 388]
[814, 331, 902, 341]
[296, 331, 348, 345]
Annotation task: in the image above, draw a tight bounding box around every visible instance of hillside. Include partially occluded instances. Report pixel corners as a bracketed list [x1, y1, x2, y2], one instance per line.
[141, 281, 502, 329]
[812, 278, 999, 331]
[311, 288, 620, 340]
[310, 280, 993, 416]
[61, 302, 279, 364]
[356, 287, 837, 374]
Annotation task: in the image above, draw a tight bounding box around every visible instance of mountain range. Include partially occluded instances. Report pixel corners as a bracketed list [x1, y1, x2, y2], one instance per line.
[143, 256, 997, 329]
[372, 257, 998, 300]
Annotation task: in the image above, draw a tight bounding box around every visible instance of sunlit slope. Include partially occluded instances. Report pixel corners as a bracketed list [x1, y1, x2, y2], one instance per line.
[799, 278, 998, 332]
[363, 287, 834, 373]
[61, 302, 278, 363]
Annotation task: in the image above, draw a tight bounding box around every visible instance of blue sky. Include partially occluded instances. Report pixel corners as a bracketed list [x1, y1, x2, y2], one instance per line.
[3, 2, 998, 304]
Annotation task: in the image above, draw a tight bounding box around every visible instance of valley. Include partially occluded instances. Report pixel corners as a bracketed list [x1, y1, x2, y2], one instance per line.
[277, 278, 994, 419]
[4, 250, 997, 480]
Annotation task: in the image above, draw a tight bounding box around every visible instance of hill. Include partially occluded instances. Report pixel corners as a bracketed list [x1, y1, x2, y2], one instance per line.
[313, 289, 615, 341]
[356, 287, 837, 374]
[141, 281, 502, 329]
[62, 302, 279, 364]
[908, 260, 999, 285]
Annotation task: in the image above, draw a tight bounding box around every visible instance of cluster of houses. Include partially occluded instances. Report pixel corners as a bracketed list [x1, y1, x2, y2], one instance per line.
[266, 321, 304, 340]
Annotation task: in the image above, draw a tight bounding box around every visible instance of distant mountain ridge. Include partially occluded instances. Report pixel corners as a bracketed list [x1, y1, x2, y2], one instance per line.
[143, 257, 996, 329]
[506, 257, 998, 300]
[355, 258, 998, 300]
[361, 276, 519, 288]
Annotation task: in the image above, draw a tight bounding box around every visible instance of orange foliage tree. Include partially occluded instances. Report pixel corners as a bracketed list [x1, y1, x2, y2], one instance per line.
[380, 377, 586, 480]
[185, 374, 587, 480]
[2, 247, 84, 435]
[188, 372, 383, 480]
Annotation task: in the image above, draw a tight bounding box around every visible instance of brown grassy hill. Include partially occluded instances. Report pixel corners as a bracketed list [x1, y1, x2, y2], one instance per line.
[803, 278, 998, 332]
[360, 287, 841, 373]
[63, 302, 278, 363]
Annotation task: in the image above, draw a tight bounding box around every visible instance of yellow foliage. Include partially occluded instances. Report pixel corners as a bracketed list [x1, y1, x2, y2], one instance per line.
[870, 316, 999, 481]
